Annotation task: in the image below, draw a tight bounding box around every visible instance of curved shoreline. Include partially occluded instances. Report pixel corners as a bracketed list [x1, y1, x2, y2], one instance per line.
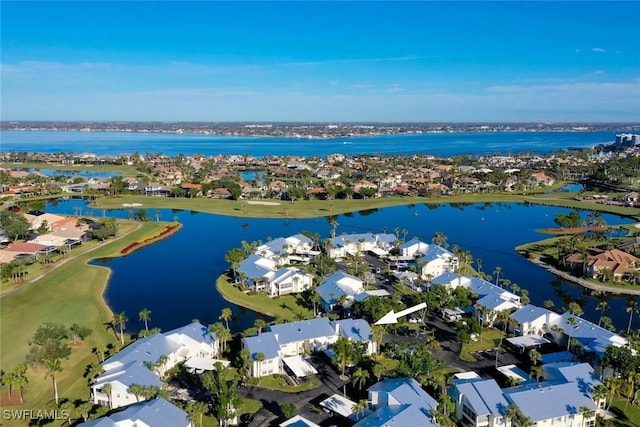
[524, 256, 640, 296]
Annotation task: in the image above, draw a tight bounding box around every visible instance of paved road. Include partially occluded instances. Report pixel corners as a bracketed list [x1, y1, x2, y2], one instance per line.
[239, 355, 348, 427]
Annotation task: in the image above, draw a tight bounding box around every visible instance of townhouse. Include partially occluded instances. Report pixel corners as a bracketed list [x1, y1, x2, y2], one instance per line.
[91, 322, 218, 409]
[353, 377, 438, 427]
[78, 398, 191, 427]
[241, 317, 376, 378]
[451, 362, 602, 427]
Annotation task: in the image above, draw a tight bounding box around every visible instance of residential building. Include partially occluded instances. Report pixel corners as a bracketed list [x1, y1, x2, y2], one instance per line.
[241, 317, 376, 378]
[353, 378, 438, 427]
[585, 249, 639, 280]
[451, 363, 602, 427]
[78, 398, 191, 427]
[91, 322, 218, 409]
[316, 271, 365, 312]
[235, 254, 313, 296]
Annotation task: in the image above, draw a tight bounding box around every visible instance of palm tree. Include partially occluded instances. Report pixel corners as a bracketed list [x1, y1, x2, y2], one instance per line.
[372, 363, 385, 382]
[530, 365, 544, 382]
[605, 376, 622, 410]
[595, 301, 609, 327]
[310, 291, 321, 316]
[254, 318, 267, 334]
[44, 358, 62, 405]
[625, 298, 639, 334]
[220, 307, 233, 331]
[186, 401, 209, 427]
[352, 367, 370, 391]
[255, 352, 266, 377]
[493, 266, 502, 286]
[139, 308, 151, 332]
[579, 406, 596, 427]
[351, 399, 369, 420]
[128, 383, 145, 402]
[113, 311, 128, 346]
[592, 383, 607, 410]
[566, 316, 578, 350]
[102, 382, 113, 408]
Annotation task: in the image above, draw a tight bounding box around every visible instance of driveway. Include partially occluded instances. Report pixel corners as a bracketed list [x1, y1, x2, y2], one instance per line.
[239, 355, 348, 427]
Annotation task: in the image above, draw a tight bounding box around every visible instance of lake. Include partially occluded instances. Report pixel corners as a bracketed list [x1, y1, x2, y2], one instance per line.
[44, 198, 638, 335]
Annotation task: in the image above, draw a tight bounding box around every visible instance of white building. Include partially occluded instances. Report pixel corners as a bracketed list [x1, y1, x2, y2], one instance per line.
[91, 322, 218, 409]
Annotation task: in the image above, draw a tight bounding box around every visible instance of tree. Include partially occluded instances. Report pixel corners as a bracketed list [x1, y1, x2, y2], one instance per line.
[372, 363, 386, 382]
[626, 298, 639, 334]
[0, 210, 30, 241]
[595, 301, 609, 327]
[102, 383, 113, 408]
[139, 308, 152, 332]
[280, 402, 297, 419]
[254, 318, 267, 334]
[352, 366, 370, 391]
[44, 358, 62, 405]
[310, 291, 321, 316]
[69, 323, 92, 345]
[224, 248, 245, 281]
[128, 383, 145, 402]
[26, 323, 72, 367]
[202, 363, 240, 426]
[113, 312, 128, 346]
[566, 316, 578, 350]
[186, 401, 209, 427]
[352, 399, 369, 420]
[493, 266, 502, 286]
[255, 352, 266, 377]
[432, 231, 448, 248]
[237, 348, 252, 379]
[220, 308, 233, 331]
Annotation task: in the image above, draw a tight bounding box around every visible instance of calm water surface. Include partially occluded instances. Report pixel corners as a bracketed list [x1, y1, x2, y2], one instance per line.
[1, 130, 618, 158]
[45, 199, 637, 334]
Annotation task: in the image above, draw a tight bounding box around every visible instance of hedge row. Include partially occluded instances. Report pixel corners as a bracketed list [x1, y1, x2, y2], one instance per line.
[120, 222, 180, 255]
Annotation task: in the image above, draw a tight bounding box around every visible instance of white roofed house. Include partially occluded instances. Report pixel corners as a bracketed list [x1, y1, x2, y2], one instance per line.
[316, 271, 365, 313]
[451, 362, 602, 427]
[354, 377, 439, 427]
[235, 254, 312, 296]
[256, 233, 316, 265]
[91, 322, 217, 409]
[78, 398, 191, 427]
[398, 239, 430, 258]
[241, 317, 376, 378]
[323, 233, 377, 259]
[418, 245, 459, 280]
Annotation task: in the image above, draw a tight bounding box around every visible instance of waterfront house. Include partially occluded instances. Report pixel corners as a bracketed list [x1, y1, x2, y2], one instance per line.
[235, 254, 313, 296]
[78, 398, 191, 427]
[91, 322, 218, 409]
[585, 248, 639, 280]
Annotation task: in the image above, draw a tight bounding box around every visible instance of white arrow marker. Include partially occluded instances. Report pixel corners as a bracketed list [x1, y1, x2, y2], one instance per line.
[375, 302, 428, 325]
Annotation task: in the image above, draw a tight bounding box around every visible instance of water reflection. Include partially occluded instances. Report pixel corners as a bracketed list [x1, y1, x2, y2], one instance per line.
[45, 198, 638, 334]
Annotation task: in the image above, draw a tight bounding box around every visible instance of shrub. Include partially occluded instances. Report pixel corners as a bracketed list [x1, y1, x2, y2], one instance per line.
[280, 402, 297, 419]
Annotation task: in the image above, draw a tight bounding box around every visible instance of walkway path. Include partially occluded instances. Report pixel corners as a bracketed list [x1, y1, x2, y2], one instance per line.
[528, 258, 640, 296]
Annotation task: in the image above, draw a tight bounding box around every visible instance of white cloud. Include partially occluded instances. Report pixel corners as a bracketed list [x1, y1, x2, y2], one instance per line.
[592, 47, 605, 53]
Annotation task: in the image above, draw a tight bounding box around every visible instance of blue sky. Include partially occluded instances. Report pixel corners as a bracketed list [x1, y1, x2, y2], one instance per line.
[1, 1, 638, 122]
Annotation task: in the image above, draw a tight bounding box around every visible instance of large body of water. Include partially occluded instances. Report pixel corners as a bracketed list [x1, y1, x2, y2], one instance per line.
[5, 130, 637, 335]
[0, 130, 619, 158]
[45, 198, 637, 334]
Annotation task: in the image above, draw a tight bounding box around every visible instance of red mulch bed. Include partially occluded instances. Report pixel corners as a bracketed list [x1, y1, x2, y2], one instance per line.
[0, 390, 26, 406]
[542, 226, 608, 235]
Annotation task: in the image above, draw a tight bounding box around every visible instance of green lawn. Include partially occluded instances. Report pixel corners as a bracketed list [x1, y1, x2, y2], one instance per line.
[609, 395, 640, 427]
[459, 328, 503, 362]
[255, 374, 319, 392]
[0, 161, 142, 178]
[0, 220, 171, 426]
[91, 193, 640, 220]
[216, 276, 313, 321]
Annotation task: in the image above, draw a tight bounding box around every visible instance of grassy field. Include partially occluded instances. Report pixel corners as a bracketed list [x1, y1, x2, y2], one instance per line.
[0, 161, 142, 178]
[459, 328, 503, 362]
[609, 395, 640, 427]
[91, 193, 640, 220]
[0, 220, 170, 426]
[216, 276, 313, 322]
[255, 375, 320, 392]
